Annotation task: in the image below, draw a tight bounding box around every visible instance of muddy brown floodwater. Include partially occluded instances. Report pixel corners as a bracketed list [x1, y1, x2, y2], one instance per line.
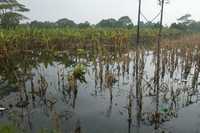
[0, 47, 200, 133]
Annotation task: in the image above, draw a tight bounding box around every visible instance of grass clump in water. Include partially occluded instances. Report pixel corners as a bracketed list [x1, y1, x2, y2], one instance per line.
[73, 64, 87, 83]
[0, 124, 21, 133]
[68, 64, 87, 91]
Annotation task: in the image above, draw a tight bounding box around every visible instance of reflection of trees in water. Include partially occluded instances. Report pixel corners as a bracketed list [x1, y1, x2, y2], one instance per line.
[134, 48, 145, 127]
[0, 51, 77, 132]
[1, 46, 200, 132]
[68, 47, 200, 131]
[125, 47, 200, 130]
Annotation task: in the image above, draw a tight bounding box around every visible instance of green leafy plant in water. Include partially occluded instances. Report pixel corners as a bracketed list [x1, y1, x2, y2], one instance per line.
[77, 48, 86, 56]
[160, 108, 168, 113]
[160, 105, 169, 113]
[73, 64, 87, 83]
[0, 124, 61, 133]
[67, 64, 86, 92]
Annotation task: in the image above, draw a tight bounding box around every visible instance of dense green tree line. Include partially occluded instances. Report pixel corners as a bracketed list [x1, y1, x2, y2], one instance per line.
[0, 0, 200, 32]
[170, 14, 200, 32]
[29, 16, 134, 29]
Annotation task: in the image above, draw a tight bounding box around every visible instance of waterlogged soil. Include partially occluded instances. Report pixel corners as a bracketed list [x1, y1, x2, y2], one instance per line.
[0, 48, 200, 133]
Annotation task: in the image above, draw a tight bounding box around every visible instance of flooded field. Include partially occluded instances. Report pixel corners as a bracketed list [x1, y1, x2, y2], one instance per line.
[0, 45, 200, 133]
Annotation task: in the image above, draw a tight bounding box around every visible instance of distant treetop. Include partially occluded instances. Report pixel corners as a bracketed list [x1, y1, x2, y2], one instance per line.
[0, 0, 29, 28]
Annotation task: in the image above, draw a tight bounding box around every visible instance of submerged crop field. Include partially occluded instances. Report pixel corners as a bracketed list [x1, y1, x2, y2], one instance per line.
[1, 0, 200, 133]
[0, 32, 200, 133]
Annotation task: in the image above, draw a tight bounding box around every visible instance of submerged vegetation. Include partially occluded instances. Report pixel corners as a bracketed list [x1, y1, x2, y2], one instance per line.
[0, 40, 200, 132]
[1, 0, 200, 133]
[0, 123, 61, 133]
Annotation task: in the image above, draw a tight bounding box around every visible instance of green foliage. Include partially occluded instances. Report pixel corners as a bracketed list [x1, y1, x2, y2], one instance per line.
[0, 0, 29, 28]
[118, 16, 133, 28]
[0, 124, 21, 133]
[170, 14, 200, 32]
[0, 12, 27, 28]
[97, 18, 118, 28]
[77, 48, 87, 56]
[28, 16, 133, 29]
[0, 1, 29, 12]
[0, 124, 61, 133]
[177, 14, 192, 24]
[56, 18, 77, 27]
[96, 16, 133, 28]
[0, 27, 182, 51]
[30, 21, 55, 28]
[73, 64, 87, 83]
[78, 21, 90, 28]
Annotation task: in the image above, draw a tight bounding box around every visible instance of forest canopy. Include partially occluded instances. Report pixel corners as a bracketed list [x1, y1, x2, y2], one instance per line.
[0, 0, 200, 32]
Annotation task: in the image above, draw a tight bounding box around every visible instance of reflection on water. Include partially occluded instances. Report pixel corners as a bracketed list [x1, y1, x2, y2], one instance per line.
[0, 46, 200, 133]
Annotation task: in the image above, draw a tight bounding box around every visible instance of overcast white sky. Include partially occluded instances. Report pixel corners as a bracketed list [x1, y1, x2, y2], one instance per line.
[19, 0, 199, 25]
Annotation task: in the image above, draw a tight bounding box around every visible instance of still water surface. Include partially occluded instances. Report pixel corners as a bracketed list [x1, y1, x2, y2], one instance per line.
[0, 48, 200, 133]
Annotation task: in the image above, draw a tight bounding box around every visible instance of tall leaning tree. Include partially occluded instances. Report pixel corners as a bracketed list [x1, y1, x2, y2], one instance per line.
[0, 0, 29, 28]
